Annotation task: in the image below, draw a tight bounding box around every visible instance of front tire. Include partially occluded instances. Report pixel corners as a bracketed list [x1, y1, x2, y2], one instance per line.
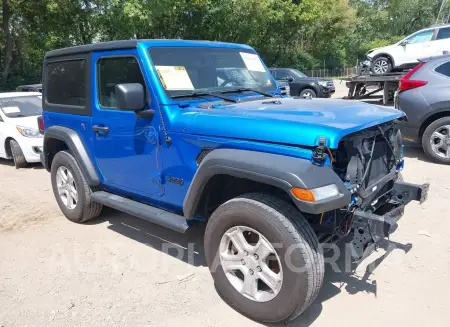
[422, 117, 450, 165]
[371, 56, 392, 75]
[10, 139, 28, 169]
[204, 193, 324, 324]
[51, 151, 103, 222]
[299, 88, 317, 98]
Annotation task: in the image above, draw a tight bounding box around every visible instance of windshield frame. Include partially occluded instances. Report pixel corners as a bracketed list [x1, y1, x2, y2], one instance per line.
[0, 95, 43, 118]
[147, 46, 279, 102]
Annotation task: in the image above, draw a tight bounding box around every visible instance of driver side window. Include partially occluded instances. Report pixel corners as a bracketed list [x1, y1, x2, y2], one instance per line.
[405, 30, 434, 44]
[275, 70, 292, 81]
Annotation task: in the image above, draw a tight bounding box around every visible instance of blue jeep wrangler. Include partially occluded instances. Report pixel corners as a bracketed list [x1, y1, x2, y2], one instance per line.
[40, 40, 428, 323]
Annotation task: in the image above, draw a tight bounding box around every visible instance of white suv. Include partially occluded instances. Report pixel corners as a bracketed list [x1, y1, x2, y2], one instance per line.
[366, 24, 450, 75]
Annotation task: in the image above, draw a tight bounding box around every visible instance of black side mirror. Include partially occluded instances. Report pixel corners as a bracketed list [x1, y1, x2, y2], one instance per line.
[115, 83, 145, 111]
[287, 76, 294, 82]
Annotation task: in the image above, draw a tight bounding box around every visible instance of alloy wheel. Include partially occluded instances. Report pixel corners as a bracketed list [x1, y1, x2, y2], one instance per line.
[219, 226, 283, 302]
[56, 166, 78, 209]
[430, 125, 450, 159]
[373, 59, 389, 74]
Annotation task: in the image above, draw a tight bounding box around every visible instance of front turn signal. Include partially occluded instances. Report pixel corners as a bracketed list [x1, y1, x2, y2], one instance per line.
[291, 188, 316, 202]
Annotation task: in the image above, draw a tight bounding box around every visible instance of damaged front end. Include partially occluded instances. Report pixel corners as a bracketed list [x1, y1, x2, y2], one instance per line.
[311, 122, 429, 261]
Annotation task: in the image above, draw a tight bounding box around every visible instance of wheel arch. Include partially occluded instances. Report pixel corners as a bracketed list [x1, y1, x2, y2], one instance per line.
[43, 126, 100, 186]
[183, 149, 351, 219]
[372, 53, 396, 68]
[418, 110, 450, 139]
[4, 137, 15, 158]
[298, 85, 318, 96]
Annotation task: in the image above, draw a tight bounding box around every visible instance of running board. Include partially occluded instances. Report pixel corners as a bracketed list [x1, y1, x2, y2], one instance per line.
[91, 191, 189, 233]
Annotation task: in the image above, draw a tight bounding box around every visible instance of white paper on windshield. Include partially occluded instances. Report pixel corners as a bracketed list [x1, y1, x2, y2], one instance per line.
[155, 66, 194, 90]
[2, 106, 20, 114]
[240, 52, 266, 72]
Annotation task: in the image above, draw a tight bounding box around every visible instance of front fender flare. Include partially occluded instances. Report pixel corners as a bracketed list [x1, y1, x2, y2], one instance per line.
[43, 126, 100, 186]
[183, 149, 351, 218]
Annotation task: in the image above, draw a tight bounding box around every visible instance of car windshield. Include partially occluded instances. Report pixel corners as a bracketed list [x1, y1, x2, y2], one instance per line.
[149, 47, 276, 98]
[290, 69, 307, 79]
[0, 96, 42, 118]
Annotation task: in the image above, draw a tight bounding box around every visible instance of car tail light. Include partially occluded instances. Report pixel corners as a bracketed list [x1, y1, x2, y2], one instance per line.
[37, 116, 44, 134]
[398, 62, 427, 92]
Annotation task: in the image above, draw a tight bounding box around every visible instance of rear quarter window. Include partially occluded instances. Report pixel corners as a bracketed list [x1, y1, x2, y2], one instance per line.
[435, 61, 450, 77]
[46, 60, 86, 106]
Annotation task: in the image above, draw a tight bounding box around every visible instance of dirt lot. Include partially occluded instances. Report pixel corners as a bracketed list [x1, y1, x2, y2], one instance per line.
[1, 90, 450, 326]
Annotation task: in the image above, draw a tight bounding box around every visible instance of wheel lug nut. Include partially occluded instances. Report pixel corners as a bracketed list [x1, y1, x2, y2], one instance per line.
[257, 266, 262, 272]
[244, 251, 249, 256]
[241, 259, 246, 265]
[249, 269, 254, 275]
[254, 254, 259, 260]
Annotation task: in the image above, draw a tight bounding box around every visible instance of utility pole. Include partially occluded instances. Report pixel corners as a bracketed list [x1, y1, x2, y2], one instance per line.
[437, 0, 447, 24]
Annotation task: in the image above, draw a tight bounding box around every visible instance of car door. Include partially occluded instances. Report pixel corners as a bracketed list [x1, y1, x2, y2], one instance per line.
[91, 50, 163, 197]
[402, 29, 436, 63]
[434, 27, 450, 54]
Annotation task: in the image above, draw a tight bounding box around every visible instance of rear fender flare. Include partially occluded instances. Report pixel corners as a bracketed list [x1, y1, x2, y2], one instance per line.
[183, 149, 351, 218]
[43, 126, 100, 186]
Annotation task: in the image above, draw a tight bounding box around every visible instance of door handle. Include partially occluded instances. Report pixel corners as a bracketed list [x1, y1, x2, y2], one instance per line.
[92, 125, 109, 134]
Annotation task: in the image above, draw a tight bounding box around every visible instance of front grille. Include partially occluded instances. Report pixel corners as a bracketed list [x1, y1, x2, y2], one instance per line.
[327, 81, 334, 87]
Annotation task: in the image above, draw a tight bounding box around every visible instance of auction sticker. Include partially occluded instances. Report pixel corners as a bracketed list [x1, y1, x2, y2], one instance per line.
[240, 52, 266, 72]
[155, 66, 194, 90]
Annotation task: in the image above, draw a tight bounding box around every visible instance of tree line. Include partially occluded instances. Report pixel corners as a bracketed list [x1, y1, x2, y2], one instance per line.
[0, 0, 446, 90]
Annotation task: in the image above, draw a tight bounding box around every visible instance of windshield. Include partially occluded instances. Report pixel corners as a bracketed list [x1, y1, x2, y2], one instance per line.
[149, 47, 276, 97]
[0, 96, 42, 118]
[290, 69, 307, 79]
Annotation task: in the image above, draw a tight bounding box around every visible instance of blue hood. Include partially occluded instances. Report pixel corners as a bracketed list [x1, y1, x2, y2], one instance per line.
[185, 97, 404, 149]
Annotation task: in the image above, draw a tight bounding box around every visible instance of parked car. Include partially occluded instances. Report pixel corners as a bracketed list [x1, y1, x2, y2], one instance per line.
[395, 53, 450, 164]
[269, 68, 335, 98]
[40, 40, 427, 324]
[0, 92, 43, 168]
[366, 24, 450, 75]
[16, 84, 42, 93]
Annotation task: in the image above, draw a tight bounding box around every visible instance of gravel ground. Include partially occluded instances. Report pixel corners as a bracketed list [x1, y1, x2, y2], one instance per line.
[1, 87, 449, 326]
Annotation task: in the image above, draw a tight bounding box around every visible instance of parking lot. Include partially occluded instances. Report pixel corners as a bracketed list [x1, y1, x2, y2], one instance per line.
[1, 85, 450, 327]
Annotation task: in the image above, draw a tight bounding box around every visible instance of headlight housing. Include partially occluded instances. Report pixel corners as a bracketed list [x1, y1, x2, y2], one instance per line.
[291, 184, 341, 202]
[16, 126, 42, 138]
[317, 80, 328, 87]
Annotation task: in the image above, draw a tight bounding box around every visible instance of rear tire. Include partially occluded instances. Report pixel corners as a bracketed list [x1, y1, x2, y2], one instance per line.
[51, 151, 103, 222]
[204, 193, 324, 324]
[422, 117, 450, 165]
[299, 88, 317, 98]
[10, 139, 28, 169]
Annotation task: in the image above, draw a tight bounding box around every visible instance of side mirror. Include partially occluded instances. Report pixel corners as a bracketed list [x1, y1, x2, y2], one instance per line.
[115, 83, 145, 111]
[287, 76, 294, 82]
[399, 40, 408, 46]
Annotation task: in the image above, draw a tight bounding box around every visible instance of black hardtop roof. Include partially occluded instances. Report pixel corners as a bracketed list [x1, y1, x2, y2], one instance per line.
[45, 40, 141, 58]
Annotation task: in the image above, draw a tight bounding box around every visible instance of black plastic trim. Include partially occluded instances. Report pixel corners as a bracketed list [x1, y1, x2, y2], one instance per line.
[43, 126, 100, 186]
[92, 191, 189, 233]
[183, 149, 351, 218]
[45, 40, 139, 58]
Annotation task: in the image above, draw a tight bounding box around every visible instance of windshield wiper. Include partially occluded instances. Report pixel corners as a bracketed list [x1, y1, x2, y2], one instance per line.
[221, 88, 274, 97]
[171, 91, 238, 103]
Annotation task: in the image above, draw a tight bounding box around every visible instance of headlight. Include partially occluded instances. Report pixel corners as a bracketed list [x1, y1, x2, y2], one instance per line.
[317, 80, 328, 87]
[16, 126, 42, 138]
[291, 184, 341, 202]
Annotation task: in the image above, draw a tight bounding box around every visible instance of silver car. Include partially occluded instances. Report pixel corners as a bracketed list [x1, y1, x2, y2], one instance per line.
[395, 53, 450, 164]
